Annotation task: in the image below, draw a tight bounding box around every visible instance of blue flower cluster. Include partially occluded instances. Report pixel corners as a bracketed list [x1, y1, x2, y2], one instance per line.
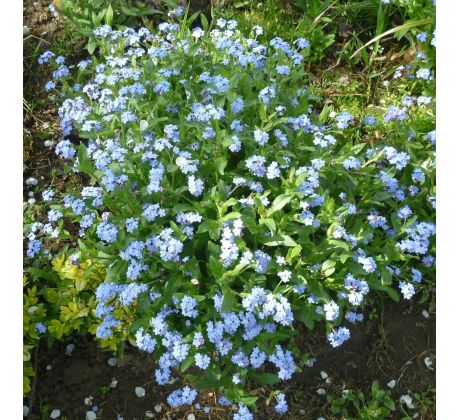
[34, 11, 435, 417]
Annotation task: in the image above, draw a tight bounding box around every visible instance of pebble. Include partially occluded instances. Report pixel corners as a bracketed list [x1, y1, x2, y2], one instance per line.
[187, 414, 196, 420]
[305, 357, 317, 367]
[107, 357, 117, 367]
[65, 343, 76, 356]
[23, 26, 30, 36]
[387, 379, 396, 389]
[400, 394, 415, 409]
[135, 387, 146, 398]
[316, 388, 326, 395]
[154, 404, 162, 413]
[25, 177, 38, 186]
[424, 357, 434, 370]
[86, 411, 97, 420]
[145, 411, 154, 418]
[422, 310, 429, 318]
[23, 405, 29, 417]
[50, 408, 61, 418]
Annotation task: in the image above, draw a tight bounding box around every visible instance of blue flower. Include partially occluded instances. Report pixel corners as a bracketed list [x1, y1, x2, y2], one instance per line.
[335, 111, 353, 129]
[274, 393, 288, 414]
[195, 353, 211, 369]
[269, 345, 296, 380]
[27, 240, 42, 258]
[96, 222, 118, 243]
[234, 403, 253, 420]
[328, 327, 351, 347]
[343, 157, 361, 170]
[188, 175, 204, 196]
[416, 68, 432, 80]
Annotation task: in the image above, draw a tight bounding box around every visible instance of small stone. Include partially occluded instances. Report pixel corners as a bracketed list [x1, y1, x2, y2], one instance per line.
[145, 411, 154, 418]
[154, 404, 162, 413]
[207, 392, 213, 397]
[135, 387, 146, 398]
[65, 343, 75, 356]
[424, 357, 434, 370]
[109, 379, 118, 389]
[107, 357, 117, 367]
[86, 411, 97, 420]
[317, 388, 326, 395]
[23, 405, 29, 417]
[46, 365, 52, 371]
[305, 357, 317, 367]
[25, 177, 38, 186]
[50, 409, 61, 418]
[422, 310, 429, 318]
[400, 394, 415, 409]
[23, 26, 30, 36]
[387, 379, 396, 389]
[187, 414, 196, 420]
[191, 279, 199, 285]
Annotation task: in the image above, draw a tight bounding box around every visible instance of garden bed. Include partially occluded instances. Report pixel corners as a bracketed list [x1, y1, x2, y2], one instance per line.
[29, 300, 435, 419]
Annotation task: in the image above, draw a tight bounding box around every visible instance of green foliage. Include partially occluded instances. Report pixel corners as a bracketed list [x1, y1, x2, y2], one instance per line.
[327, 381, 396, 419]
[54, 0, 178, 53]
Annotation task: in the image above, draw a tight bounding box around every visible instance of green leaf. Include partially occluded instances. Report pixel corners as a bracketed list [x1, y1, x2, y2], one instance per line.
[384, 287, 400, 302]
[77, 143, 94, 175]
[105, 4, 113, 26]
[267, 194, 292, 216]
[248, 371, 280, 385]
[215, 156, 227, 175]
[221, 289, 235, 313]
[197, 220, 221, 240]
[287, 245, 302, 261]
[200, 13, 209, 32]
[221, 212, 241, 222]
[350, 18, 432, 59]
[260, 218, 276, 233]
[327, 239, 349, 251]
[180, 355, 194, 372]
[87, 40, 97, 55]
[262, 235, 297, 247]
[294, 308, 314, 329]
[322, 259, 336, 271]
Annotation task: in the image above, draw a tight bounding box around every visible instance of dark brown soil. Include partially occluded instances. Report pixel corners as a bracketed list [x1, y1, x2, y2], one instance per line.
[28, 299, 435, 419]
